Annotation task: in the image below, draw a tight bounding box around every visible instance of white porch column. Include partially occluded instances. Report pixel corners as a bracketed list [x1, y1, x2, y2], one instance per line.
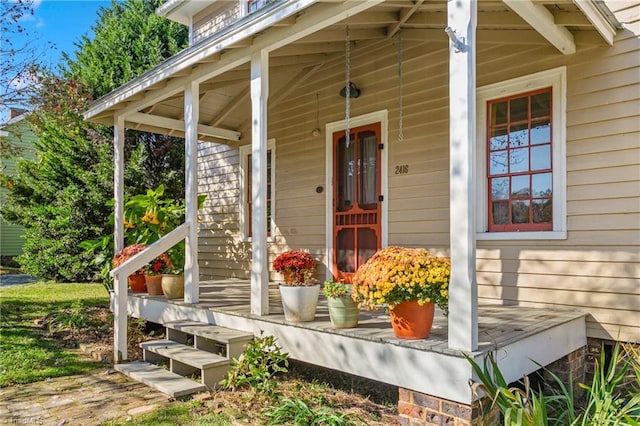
[447, 0, 478, 351]
[184, 81, 200, 304]
[113, 114, 127, 362]
[250, 49, 269, 315]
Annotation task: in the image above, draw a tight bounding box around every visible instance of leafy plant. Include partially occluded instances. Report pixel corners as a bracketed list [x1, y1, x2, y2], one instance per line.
[220, 334, 289, 397]
[262, 397, 357, 426]
[272, 250, 317, 285]
[323, 280, 351, 298]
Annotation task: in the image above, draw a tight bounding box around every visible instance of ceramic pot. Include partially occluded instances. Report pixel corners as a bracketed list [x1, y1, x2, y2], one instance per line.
[161, 274, 184, 299]
[327, 296, 359, 328]
[279, 284, 320, 322]
[128, 273, 147, 293]
[389, 300, 435, 339]
[145, 274, 164, 296]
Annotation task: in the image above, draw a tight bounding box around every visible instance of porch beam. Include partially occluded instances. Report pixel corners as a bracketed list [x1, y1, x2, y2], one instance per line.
[447, 0, 478, 352]
[209, 87, 250, 127]
[503, 0, 576, 54]
[113, 114, 127, 363]
[125, 112, 241, 142]
[572, 0, 616, 45]
[250, 49, 270, 316]
[184, 82, 200, 304]
[387, 0, 425, 38]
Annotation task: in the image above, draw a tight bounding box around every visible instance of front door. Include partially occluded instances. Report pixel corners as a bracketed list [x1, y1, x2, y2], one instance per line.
[332, 123, 382, 282]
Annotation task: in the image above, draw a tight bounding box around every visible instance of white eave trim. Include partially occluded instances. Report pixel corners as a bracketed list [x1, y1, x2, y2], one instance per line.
[126, 112, 241, 142]
[84, 0, 319, 121]
[573, 0, 617, 45]
[503, 0, 576, 55]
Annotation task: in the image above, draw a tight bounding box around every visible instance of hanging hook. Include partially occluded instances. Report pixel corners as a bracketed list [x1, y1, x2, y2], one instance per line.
[444, 26, 467, 53]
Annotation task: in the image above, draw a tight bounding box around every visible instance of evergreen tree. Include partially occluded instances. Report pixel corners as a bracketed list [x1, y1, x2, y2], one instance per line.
[0, 0, 188, 281]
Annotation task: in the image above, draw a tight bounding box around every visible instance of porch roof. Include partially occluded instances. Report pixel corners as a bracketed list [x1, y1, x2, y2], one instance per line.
[84, 0, 618, 143]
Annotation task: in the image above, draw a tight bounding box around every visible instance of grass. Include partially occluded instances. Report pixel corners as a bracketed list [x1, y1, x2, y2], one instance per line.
[0, 282, 109, 386]
[104, 400, 234, 426]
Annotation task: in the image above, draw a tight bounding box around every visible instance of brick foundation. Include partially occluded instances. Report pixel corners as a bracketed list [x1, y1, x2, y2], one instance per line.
[397, 388, 497, 426]
[544, 345, 586, 397]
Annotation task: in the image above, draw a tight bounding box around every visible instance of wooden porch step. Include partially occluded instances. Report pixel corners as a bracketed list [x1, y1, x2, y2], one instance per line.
[114, 361, 206, 398]
[141, 339, 231, 388]
[164, 320, 254, 359]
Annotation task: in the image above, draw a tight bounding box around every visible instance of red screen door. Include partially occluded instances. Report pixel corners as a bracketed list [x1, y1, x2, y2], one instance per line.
[332, 123, 382, 283]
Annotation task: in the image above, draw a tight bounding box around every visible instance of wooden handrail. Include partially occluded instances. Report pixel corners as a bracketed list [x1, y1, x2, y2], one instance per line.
[110, 222, 189, 279]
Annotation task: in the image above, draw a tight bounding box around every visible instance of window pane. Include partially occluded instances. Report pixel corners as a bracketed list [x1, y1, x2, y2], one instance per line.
[337, 135, 355, 212]
[511, 175, 530, 199]
[509, 123, 529, 148]
[337, 228, 355, 273]
[358, 228, 377, 270]
[509, 147, 529, 173]
[510, 97, 528, 122]
[531, 145, 551, 170]
[531, 120, 550, 145]
[531, 91, 550, 118]
[490, 127, 508, 150]
[490, 150, 508, 175]
[491, 177, 509, 200]
[492, 202, 509, 224]
[511, 200, 530, 224]
[359, 132, 378, 208]
[533, 199, 552, 223]
[491, 101, 508, 125]
[532, 173, 552, 197]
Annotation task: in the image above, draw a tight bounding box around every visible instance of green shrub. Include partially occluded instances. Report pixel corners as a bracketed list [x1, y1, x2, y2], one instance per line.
[220, 334, 289, 397]
[262, 397, 358, 426]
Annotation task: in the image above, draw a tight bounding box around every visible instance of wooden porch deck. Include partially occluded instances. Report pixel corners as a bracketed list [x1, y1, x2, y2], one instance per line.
[130, 278, 585, 356]
[124, 278, 587, 403]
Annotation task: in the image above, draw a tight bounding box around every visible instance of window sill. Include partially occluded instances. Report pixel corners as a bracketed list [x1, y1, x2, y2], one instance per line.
[477, 231, 567, 241]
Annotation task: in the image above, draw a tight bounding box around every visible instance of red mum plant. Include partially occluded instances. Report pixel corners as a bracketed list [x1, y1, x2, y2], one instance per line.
[146, 252, 172, 275]
[112, 244, 148, 275]
[272, 250, 317, 286]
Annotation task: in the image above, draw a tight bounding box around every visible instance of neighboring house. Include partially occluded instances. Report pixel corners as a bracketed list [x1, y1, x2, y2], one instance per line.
[0, 109, 35, 259]
[85, 1, 639, 423]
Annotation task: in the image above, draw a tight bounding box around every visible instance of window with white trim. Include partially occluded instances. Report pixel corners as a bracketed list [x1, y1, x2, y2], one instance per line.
[239, 140, 275, 241]
[476, 67, 567, 240]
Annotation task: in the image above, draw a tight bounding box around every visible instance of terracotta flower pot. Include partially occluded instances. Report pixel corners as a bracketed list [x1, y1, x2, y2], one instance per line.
[128, 273, 147, 293]
[145, 274, 164, 296]
[389, 300, 435, 339]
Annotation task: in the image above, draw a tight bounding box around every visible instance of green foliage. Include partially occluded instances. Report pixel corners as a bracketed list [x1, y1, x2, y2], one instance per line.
[466, 343, 640, 426]
[323, 280, 351, 298]
[0, 282, 108, 386]
[104, 400, 233, 426]
[263, 397, 358, 426]
[220, 335, 289, 397]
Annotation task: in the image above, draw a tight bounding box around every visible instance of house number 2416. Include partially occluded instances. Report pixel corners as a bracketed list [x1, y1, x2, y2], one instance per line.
[395, 165, 409, 174]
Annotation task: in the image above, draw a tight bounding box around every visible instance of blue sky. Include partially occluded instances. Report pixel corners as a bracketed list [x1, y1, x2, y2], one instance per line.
[2, 0, 111, 121]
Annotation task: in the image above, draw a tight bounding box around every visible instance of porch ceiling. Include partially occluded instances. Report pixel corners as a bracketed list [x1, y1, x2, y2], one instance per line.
[84, 0, 617, 144]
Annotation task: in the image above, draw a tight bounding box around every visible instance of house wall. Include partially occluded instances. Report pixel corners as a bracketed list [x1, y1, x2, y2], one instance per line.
[197, 8, 640, 343]
[0, 118, 36, 257]
[192, 1, 244, 44]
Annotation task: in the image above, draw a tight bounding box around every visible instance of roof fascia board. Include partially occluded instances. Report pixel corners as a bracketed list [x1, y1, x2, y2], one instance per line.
[573, 0, 617, 45]
[503, 0, 576, 54]
[87, 0, 386, 122]
[85, 0, 319, 121]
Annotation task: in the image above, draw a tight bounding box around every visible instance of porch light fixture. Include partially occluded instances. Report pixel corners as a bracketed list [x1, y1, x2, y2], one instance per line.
[339, 81, 361, 99]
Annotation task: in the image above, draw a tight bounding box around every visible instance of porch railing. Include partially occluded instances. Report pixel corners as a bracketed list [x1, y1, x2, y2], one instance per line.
[110, 222, 189, 362]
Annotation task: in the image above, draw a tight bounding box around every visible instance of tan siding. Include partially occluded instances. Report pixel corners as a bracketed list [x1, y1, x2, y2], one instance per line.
[192, 2, 243, 45]
[198, 17, 640, 343]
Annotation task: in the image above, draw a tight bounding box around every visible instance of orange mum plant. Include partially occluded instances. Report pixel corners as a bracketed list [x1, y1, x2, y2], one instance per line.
[351, 246, 450, 314]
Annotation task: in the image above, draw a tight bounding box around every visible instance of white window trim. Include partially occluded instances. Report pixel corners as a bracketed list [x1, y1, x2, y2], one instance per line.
[239, 139, 276, 242]
[476, 67, 567, 241]
[325, 110, 389, 280]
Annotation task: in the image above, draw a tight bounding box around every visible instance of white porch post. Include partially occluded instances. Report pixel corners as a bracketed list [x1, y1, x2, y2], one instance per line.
[113, 114, 127, 362]
[184, 81, 200, 304]
[447, 0, 479, 351]
[250, 49, 269, 315]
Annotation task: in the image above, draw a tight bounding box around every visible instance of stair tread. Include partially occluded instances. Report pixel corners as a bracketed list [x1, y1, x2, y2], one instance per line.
[115, 361, 206, 398]
[141, 339, 231, 369]
[165, 320, 254, 343]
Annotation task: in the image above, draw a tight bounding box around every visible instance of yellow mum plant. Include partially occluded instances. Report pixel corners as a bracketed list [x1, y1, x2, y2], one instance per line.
[351, 246, 450, 314]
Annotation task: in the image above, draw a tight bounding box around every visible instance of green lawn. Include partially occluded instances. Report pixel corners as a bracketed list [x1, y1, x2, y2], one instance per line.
[0, 282, 109, 386]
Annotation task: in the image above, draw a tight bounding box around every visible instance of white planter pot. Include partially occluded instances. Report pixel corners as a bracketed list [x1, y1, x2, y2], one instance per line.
[279, 284, 320, 322]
